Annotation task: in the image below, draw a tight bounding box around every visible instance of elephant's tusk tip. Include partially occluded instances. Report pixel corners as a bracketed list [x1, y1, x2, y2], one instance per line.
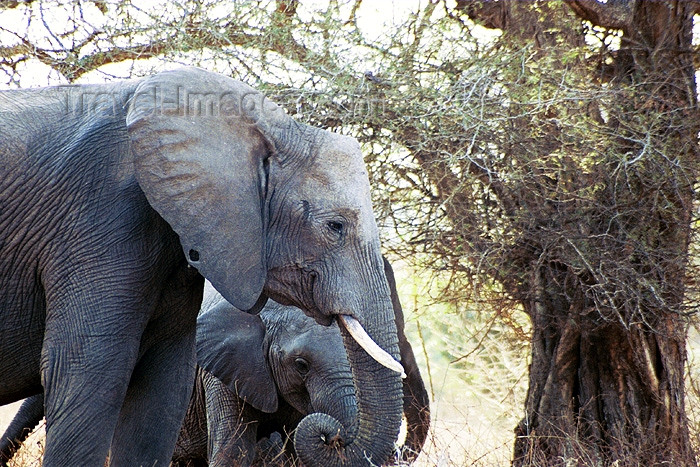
[338, 314, 406, 377]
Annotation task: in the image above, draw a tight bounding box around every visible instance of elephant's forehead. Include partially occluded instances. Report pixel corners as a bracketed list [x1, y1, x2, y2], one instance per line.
[306, 134, 372, 206]
[319, 134, 366, 173]
[289, 317, 344, 347]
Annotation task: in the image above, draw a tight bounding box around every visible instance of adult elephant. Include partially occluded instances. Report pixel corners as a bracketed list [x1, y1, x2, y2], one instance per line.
[0, 67, 403, 466]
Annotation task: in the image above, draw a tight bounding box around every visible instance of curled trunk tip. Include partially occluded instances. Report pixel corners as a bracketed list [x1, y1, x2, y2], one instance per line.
[294, 413, 349, 467]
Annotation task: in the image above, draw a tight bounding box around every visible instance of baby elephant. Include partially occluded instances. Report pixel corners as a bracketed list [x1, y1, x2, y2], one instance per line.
[1, 261, 430, 466]
[173, 297, 356, 466]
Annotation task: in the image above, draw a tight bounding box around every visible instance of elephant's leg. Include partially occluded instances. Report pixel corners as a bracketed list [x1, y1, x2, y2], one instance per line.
[172, 369, 209, 466]
[109, 323, 197, 465]
[40, 251, 200, 466]
[399, 335, 431, 461]
[109, 266, 203, 466]
[0, 393, 44, 466]
[383, 256, 431, 461]
[41, 298, 144, 466]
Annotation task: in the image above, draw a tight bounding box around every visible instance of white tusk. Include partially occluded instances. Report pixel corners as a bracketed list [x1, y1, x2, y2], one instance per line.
[338, 315, 406, 379]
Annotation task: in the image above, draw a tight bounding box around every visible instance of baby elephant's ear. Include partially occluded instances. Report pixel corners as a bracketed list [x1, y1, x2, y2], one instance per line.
[196, 300, 278, 413]
[126, 67, 278, 311]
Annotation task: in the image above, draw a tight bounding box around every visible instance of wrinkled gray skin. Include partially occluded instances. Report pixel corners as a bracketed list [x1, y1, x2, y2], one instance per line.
[0, 67, 402, 466]
[0, 261, 430, 467]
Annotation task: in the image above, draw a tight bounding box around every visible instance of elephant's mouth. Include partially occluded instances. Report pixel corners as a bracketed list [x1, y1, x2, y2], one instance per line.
[337, 314, 406, 378]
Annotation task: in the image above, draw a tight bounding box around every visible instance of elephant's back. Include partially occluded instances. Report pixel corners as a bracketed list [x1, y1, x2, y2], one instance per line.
[0, 82, 136, 163]
[0, 80, 151, 257]
[0, 82, 138, 210]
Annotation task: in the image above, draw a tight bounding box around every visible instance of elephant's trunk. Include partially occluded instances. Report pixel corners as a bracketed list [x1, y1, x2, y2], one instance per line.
[294, 295, 404, 467]
[306, 362, 358, 448]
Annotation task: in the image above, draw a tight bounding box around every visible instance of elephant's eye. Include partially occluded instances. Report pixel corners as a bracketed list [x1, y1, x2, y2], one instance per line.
[327, 220, 344, 236]
[294, 357, 310, 376]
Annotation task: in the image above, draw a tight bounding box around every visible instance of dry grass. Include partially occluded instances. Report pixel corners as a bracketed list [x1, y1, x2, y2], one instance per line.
[3, 421, 44, 467]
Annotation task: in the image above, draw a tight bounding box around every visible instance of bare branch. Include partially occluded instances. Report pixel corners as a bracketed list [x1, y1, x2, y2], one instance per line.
[691, 0, 700, 16]
[0, 0, 34, 9]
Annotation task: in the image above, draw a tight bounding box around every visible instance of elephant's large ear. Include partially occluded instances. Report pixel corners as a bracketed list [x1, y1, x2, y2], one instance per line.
[196, 300, 278, 413]
[126, 67, 287, 310]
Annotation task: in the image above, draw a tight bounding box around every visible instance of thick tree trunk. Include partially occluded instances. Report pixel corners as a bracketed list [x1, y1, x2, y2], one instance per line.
[513, 266, 695, 466]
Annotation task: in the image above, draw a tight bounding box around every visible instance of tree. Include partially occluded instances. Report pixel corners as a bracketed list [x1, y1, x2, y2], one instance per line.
[455, 2, 699, 464]
[2, 1, 698, 465]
